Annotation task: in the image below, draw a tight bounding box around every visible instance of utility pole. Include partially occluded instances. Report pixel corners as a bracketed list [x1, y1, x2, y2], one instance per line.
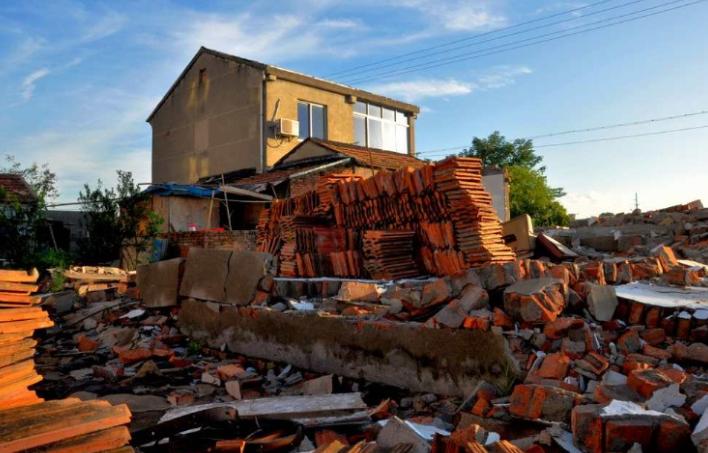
[634, 192, 639, 211]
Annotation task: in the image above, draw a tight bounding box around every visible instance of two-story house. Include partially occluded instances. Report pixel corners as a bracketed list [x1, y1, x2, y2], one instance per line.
[147, 47, 420, 184]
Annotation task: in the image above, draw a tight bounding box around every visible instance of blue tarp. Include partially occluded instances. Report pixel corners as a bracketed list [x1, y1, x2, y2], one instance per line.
[143, 183, 221, 198]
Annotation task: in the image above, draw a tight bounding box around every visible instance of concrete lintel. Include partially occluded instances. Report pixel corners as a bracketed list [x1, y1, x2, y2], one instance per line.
[178, 300, 521, 396]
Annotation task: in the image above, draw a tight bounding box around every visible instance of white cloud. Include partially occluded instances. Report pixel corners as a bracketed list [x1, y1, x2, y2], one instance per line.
[366, 78, 474, 101]
[389, 0, 506, 31]
[366, 65, 532, 101]
[316, 18, 361, 29]
[558, 190, 633, 218]
[172, 12, 356, 63]
[20, 68, 50, 100]
[477, 65, 532, 89]
[79, 10, 126, 43]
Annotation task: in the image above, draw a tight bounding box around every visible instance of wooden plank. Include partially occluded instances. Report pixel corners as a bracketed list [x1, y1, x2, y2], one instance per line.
[0, 401, 131, 452]
[37, 426, 131, 453]
[160, 392, 367, 424]
[0, 282, 38, 294]
[0, 292, 41, 304]
[0, 317, 53, 334]
[0, 269, 38, 283]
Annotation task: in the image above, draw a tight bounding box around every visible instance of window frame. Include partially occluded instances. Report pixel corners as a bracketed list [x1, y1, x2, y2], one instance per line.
[297, 100, 327, 140]
[353, 101, 409, 153]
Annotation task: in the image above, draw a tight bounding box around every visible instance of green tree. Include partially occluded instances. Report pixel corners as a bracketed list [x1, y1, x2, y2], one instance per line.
[78, 170, 162, 267]
[0, 156, 62, 268]
[459, 131, 570, 226]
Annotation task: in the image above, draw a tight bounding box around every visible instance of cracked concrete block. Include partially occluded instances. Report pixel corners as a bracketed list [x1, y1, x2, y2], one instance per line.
[225, 251, 275, 305]
[179, 248, 232, 302]
[137, 258, 184, 307]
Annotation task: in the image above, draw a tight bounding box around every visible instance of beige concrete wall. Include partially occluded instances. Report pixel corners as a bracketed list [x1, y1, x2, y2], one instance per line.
[150, 53, 264, 183]
[266, 79, 366, 166]
[264, 78, 355, 167]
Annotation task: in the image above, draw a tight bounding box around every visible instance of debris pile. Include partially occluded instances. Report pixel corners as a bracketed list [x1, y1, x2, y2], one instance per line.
[63, 266, 137, 300]
[257, 157, 515, 278]
[548, 199, 708, 264]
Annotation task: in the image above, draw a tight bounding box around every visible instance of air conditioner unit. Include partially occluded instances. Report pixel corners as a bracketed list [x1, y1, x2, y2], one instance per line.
[277, 118, 299, 137]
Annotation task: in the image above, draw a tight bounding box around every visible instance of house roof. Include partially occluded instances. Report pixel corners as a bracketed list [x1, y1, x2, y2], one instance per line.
[273, 138, 426, 171]
[146, 47, 419, 122]
[0, 174, 36, 203]
[231, 160, 351, 193]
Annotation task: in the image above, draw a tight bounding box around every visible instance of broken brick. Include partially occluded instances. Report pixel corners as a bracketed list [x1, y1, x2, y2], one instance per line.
[617, 329, 642, 354]
[571, 404, 603, 453]
[640, 327, 666, 346]
[603, 417, 655, 452]
[503, 278, 567, 324]
[627, 368, 673, 398]
[536, 352, 570, 380]
[509, 384, 579, 423]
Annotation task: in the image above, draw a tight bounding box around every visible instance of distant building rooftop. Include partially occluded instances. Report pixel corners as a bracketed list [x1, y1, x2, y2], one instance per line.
[0, 174, 36, 203]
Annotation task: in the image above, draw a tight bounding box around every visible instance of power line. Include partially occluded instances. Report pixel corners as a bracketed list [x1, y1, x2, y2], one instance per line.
[324, 0, 624, 77]
[345, 0, 705, 84]
[415, 109, 708, 155]
[325, 0, 647, 77]
[534, 123, 708, 147]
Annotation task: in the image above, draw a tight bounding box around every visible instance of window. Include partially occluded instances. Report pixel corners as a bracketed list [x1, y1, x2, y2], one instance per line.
[353, 101, 409, 153]
[297, 101, 326, 140]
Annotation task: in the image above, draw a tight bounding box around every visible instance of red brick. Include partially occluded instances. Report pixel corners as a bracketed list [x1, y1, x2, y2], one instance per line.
[640, 327, 666, 346]
[617, 329, 641, 354]
[492, 308, 513, 329]
[603, 418, 655, 452]
[470, 398, 490, 417]
[77, 335, 98, 352]
[628, 302, 644, 325]
[627, 368, 673, 398]
[509, 384, 579, 423]
[571, 404, 603, 453]
[644, 307, 661, 328]
[543, 317, 584, 340]
[118, 348, 152, 365]
[536, 353, 571, 380]
[655, 417, 693, 451]
[641, 344, 671, 360]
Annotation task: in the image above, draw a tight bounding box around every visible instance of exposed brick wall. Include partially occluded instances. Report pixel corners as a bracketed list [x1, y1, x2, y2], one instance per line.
[165, 230, 257, 257]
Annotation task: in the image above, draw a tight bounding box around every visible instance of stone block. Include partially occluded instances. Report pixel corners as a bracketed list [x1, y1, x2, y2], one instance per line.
[179, 248, 232, 302]
[137, 258, 184, 307]
[225, 251, 275, 305]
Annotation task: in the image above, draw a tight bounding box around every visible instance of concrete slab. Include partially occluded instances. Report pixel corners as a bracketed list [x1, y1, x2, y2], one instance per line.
[179, 248, 232, 302]
[224, 251, 274, 305]
[137, 258, 184, 307]
[178, 300, 521, 396]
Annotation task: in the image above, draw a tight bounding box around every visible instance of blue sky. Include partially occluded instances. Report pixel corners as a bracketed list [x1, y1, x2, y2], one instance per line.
[1, 0, 707, 217]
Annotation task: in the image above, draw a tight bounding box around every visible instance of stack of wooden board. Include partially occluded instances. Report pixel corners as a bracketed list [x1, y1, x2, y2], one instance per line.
[0, 269, 41, 307]
[0, 398, 133, 452]
[63, 266, 136, 298]
[433, 157, 516, 267]
[0, 306, 53, 410]
[362, 230, 419, 280]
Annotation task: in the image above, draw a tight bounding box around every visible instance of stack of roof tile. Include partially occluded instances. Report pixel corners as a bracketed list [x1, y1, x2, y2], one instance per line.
[362, 230, 419, 280]
[433, 157, 515, 267]
[256, 158, 515, 279]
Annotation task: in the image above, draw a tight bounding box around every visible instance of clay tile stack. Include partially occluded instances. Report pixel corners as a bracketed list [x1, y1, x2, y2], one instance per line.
[433, 157, 515, 268]
[0, 397, 133, 453]
[362, 230, 420, 280]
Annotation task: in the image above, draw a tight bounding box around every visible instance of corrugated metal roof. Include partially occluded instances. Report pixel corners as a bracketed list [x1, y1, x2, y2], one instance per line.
[0, 174, 36, 203]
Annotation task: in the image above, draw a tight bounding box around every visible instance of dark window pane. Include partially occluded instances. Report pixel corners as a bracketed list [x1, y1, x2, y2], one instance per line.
[354, 116, 366, 146]
[368, 118, 382, 149]
[311, 104, 326, 139]
[354, 101, 367, 114]
[297, 102, 309, 139]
